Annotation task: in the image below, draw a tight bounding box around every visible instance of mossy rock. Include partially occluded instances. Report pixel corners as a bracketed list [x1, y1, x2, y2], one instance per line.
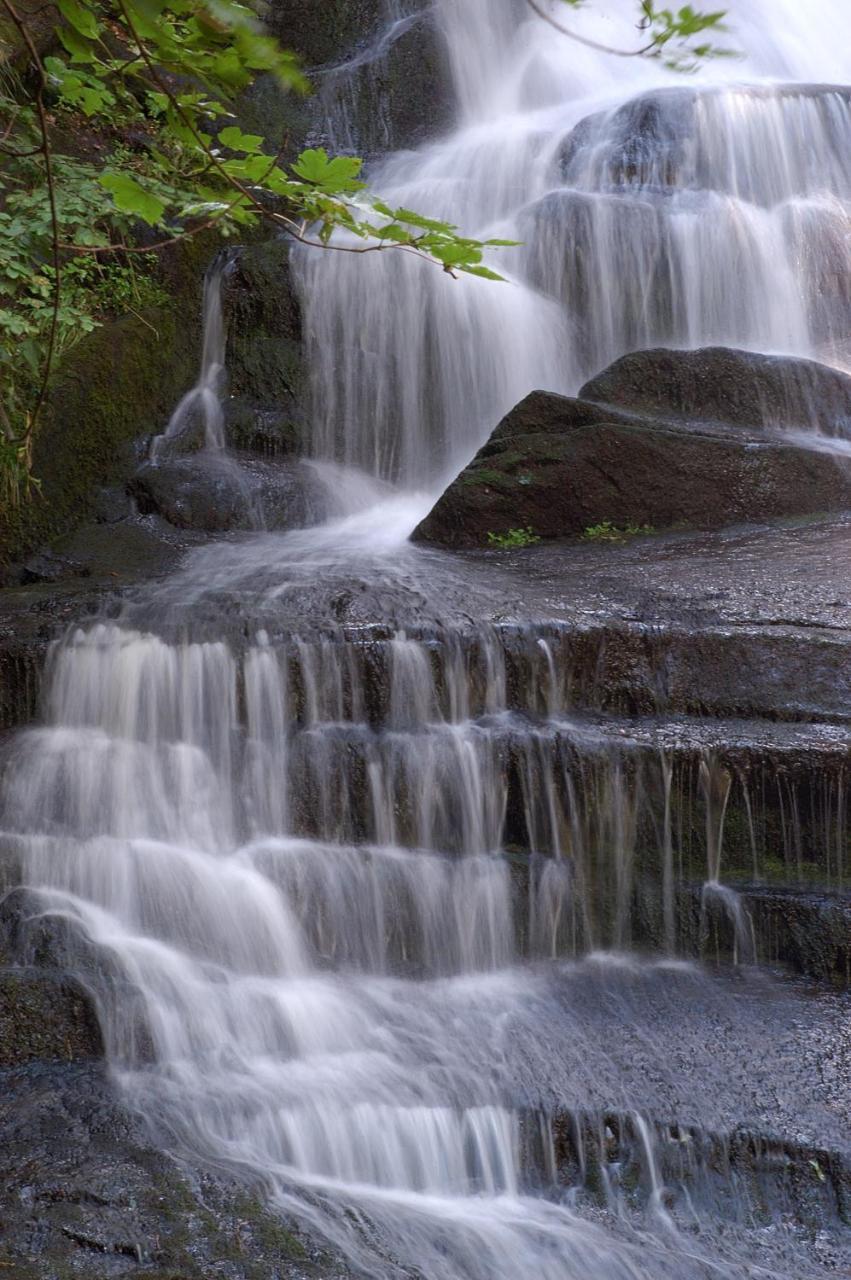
[0, 235, 219, 567]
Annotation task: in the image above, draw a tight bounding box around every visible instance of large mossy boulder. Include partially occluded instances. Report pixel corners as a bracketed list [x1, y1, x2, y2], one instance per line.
[413, 347, 851, 549]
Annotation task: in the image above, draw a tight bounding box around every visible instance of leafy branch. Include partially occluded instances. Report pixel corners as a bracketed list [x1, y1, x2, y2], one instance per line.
[525, 0, 732, 71]
[0, 0, 512, 506]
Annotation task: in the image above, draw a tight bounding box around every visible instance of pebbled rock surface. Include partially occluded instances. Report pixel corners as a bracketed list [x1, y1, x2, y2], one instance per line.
[0, 969, 103, 1067]
[413, 348, 851, 549]
[0, 1061, 350, 1279]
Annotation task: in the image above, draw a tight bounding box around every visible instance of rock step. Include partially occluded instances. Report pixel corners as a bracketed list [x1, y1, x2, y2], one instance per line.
[520, 1107, 851, 1239]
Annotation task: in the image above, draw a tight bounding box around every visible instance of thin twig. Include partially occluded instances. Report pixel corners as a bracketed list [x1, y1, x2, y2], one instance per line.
[523, 0, 660, 58]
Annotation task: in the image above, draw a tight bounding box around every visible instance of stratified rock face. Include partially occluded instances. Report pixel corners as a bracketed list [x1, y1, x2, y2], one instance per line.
[413, 347, 851, 549]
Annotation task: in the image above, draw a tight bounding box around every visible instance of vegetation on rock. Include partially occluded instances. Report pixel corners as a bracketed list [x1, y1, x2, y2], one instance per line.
[0, 0, 729, 513]
[0, 0, 516, 508]
[487, 525, 541, 548]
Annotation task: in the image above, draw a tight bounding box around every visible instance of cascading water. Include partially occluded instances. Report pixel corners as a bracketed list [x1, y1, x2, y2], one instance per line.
[152, 248, 235, 458]
[2, 2, 850, 1278]
[295, 0, 851, 489]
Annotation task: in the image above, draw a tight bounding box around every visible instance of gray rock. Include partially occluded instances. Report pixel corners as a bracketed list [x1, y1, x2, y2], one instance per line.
[128, 455, 325, 534]
[579, 346, 851, 433]
[414, 348, 851, 549]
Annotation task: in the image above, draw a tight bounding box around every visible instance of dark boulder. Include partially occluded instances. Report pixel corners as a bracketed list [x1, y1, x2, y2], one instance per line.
[580, 346, 851, 433]
[0, 970, 103, 1067]
[128, 454, 326, 534]
[413, 348, 851, 549]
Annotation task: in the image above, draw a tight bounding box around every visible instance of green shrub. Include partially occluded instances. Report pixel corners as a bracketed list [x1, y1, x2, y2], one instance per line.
[487, 526, 541, 549]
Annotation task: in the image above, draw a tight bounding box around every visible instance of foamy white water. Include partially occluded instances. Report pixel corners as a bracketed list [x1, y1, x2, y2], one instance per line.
[295, 0, 851, 494]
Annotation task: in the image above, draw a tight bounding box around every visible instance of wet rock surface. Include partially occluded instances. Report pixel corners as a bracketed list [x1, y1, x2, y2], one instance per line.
[413, 349, 851, 549]
[0, 970, 103, 1067]
[265, 0, 452, 155]
[579, 346, 851, 430]
[128, 456, 326, 534]
[0, 1062, 350, 1279]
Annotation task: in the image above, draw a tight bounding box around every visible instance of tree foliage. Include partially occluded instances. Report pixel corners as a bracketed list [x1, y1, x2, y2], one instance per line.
[0, 0, 729, 510]
[0, 0, 511, 507]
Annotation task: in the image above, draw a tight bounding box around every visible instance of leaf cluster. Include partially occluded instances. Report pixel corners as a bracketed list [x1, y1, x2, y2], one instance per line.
[487, 526, 542, 549]
[0, 0, 513, 506]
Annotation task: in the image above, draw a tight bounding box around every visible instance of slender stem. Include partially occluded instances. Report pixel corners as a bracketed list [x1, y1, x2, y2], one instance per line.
[523, 0, 660, 58]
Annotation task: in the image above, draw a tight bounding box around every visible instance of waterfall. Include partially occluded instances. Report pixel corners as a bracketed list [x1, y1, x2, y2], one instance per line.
[2, 3, 850, 1278]
[152, 249, 235, 459]
[294, 0, 851, 491]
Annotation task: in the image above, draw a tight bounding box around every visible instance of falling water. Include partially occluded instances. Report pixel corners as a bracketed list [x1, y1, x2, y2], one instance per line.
[152, 249, 235, 458]
[2, 1, 851, 1277]
[294, 0, 851, 489]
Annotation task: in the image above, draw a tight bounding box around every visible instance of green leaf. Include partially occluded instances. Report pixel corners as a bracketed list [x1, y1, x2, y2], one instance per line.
[292, 148, 363, 193]
[393, 207, 457, 234]
[98, 171, 166, 225]
[218, 125, 264, 153]
[57, 24, 96, 62]
[463, 265, 506, 282]
[57, 0, 100, 38]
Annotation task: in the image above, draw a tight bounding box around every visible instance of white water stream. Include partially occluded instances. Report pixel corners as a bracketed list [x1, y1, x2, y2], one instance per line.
[296, 0, 851, 491]
[3, 2, 851, 1276]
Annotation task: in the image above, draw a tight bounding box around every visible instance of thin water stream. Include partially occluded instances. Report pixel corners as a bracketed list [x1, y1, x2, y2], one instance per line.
[2, 1, 851, 1276]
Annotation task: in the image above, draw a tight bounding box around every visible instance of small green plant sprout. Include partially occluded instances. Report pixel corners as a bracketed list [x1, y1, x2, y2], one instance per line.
[487, 526, 541, 549]
[581, 520, 654, 542]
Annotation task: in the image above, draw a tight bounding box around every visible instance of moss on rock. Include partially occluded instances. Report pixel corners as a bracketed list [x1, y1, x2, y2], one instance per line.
[0, 236, 218, 567]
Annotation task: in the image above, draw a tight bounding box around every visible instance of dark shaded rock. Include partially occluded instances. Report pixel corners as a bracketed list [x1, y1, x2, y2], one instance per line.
[0, 969, 103, 1066]
[92, 485, 133, 524]
[0, 1061, 348, 1278]
[0, 234, 218, 567]
[255, 1, 452, 157]
[414, 349, 851, 549]
[743, 888, 851, 985]
[312, 9, 454, 156]
[128, 456, 325, 534]
[580, 347, 851, 433]
[20, 551, 92, 585]
[225, 398, 303, 456]
[268, 0, 387, 69]
[225, 239, 305, 454]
